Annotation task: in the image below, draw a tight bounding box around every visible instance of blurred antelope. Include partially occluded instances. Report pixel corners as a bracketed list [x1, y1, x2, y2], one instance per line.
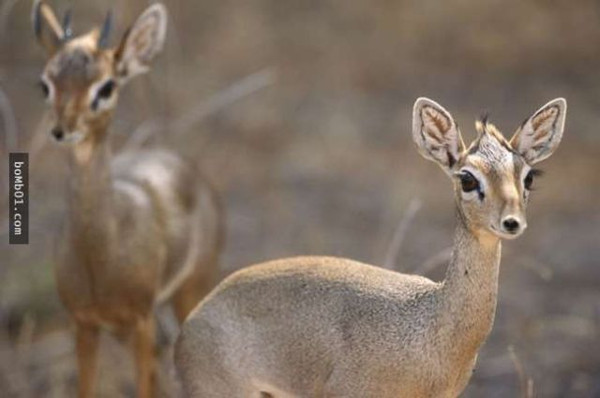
[32, 1, 222, 396]
[175, 97, 566, 397]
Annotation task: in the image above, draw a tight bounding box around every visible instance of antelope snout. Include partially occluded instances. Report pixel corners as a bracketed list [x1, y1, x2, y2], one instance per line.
[51, 126, 65, 141]
[49, 123, 85, 144]
[500, 215, 527, 237]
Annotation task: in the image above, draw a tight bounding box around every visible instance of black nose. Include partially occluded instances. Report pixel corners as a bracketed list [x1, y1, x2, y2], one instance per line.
[51, 127, 64, 141]
[502, 218, 520, 233]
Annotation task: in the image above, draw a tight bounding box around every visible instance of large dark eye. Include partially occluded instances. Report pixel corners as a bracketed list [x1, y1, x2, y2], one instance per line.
[92, 79, 116, 110]
[459, 171, 480, 193]
[38, 79, 50, 99]
[97, 79, 115, 100]
[524, 171, 534, 190]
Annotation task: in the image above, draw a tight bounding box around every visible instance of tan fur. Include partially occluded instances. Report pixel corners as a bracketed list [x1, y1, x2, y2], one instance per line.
[175, 97, 566, 397]
[33, 2, 222, 397]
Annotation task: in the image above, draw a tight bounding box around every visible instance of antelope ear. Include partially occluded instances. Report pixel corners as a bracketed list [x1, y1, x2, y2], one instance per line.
[412, 97, 465, 174]
[32, 0, 65, 56]
[114, 3, 167, 84]
[510, 98, 566, 164]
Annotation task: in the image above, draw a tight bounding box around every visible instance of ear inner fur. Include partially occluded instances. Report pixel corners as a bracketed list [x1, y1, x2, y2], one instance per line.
[509, 99, 566, 164]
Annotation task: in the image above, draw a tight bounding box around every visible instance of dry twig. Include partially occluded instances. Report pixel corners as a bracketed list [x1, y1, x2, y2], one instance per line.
[125, 67, 276, 150]
[508, 345, 534, 398]
[413, 246, 453, 276]
[0, 84, 18, 153]
[0, 0, 20, 40]
[383, 198, 422, 270]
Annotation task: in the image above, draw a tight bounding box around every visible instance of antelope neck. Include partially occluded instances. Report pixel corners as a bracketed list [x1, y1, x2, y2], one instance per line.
[437, 210, 502, 353]
[66, 136, 116, 267]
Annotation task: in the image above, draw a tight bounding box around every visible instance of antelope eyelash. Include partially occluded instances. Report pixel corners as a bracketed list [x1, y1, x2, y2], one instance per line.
[525, 168, 544, 191]
[529, 168, 544, 177]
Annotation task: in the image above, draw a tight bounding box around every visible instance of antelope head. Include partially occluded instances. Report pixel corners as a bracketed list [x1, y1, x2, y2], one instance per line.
[412, 97, 566, 240]
[32, 1, 167, 146]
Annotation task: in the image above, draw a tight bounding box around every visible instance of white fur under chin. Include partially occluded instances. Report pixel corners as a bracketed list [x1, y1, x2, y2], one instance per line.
[59, 131, 85, 144]
[489, 225, 525, 240]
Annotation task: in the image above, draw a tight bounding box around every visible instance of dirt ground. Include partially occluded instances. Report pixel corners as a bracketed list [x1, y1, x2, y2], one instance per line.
[1, 0, 599, 397]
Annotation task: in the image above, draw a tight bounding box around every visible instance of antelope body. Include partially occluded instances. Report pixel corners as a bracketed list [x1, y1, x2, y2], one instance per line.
[33, 2, 222, 397]
[175, 97, 566, 397]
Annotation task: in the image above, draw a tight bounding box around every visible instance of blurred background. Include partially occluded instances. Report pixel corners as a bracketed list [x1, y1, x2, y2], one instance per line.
[1, 0, 599, 396]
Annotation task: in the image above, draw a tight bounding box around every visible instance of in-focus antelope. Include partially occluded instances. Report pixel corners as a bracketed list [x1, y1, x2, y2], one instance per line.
[175, 97, 566, 397]
[32, 2, 222, 397]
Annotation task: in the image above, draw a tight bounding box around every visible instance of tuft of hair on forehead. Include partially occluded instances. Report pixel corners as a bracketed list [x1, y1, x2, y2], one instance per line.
[469, 116, 516, 159]
[44, 33, 108, 89]
[474, 117, 510, 144]
[55, 48, 97, 80]
[479, 111, 490, 126]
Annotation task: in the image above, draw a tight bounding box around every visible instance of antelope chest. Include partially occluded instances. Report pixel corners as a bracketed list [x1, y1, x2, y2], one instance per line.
[367, 336, 480, 397]
[54, 247, 164, 327]
[421, 345, 480, 397]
